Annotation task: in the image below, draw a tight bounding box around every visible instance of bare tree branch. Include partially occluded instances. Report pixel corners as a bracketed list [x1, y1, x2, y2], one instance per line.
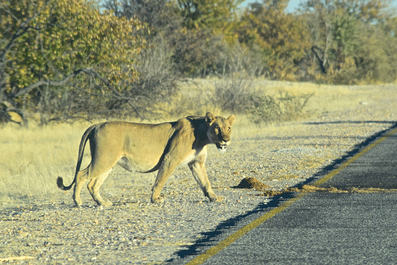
[8, 67, 145, 119]
[0, 0, 53, 63]
[81, 68, 144, 119]
[0, 0, 54, 103]
[9, 69, 86, 98]
[311, 46, 327, 74]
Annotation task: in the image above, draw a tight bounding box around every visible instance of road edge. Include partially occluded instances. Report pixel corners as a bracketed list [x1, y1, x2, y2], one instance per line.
[185, 125, 397, 265]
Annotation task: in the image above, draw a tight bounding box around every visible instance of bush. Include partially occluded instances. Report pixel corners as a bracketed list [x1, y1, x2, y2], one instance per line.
[107, 36, 179, 119]
[28, 36, 179, 124]
[209, 72, 313, 124]
[211, 75, 253, 113]
[251, 92, 313, 124]
[214, 42, 268, 78]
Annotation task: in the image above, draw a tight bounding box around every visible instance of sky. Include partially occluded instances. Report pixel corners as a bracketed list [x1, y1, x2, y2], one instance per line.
[241, 0, 304, 12]
[287, 0, 397, 12]
[287, 0, 303, 12]
[247, 0, 397, 13]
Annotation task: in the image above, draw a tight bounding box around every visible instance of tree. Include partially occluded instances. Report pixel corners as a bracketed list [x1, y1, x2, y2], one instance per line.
[178, 0, 242, 33]
[0, 0, 146, 123]
[237, 0, 311, 80]
[300, 0, 397, 83]
[104, 0, 231, 77]
[103, 0, 181, 38]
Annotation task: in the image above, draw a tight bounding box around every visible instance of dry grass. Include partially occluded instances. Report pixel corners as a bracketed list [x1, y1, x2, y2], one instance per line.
[0, 122, 90, 204]
[250, 80, 385, 116]
[0, 80, 395, 204]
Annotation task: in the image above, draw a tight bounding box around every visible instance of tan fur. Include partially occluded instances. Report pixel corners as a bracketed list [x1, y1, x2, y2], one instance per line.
[57, 112, 236, 206]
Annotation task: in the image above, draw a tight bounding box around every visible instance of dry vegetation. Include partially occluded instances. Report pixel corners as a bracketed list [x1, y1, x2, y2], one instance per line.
[0, 80, 396, 205]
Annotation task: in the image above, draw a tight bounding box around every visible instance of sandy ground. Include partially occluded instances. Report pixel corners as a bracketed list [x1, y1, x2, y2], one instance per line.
[0, 84, 396, 264]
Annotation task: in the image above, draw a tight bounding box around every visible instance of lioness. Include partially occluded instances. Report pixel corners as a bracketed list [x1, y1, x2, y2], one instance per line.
[57, 112, 236, 206]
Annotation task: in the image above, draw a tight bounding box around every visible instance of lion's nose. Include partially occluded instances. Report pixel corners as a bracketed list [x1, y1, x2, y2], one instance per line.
[220, 140, 229, 149]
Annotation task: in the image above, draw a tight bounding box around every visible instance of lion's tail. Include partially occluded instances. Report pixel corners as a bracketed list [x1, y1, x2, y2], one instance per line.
[57, 124, 98, 190]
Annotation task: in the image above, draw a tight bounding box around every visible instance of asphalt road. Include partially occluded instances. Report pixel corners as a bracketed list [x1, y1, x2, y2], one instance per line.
[172, 125, 397, 265]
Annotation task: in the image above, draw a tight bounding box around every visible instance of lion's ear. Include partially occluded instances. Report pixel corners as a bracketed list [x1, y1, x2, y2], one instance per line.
[205, 112, 216, 126]
[227, 115, 236, 125]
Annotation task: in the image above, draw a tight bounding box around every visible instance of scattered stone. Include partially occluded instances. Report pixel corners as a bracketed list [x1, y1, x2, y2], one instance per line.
[2, 84, 397, 264]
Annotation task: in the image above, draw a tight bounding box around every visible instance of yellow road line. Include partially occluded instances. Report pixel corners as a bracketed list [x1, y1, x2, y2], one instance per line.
[313, 126, 397, 187]
[186, 192, 307, 265]
[186, 126, 397, 265]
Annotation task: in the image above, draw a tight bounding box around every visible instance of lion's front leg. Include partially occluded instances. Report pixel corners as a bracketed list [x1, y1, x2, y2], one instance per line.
[151, 161, 178, 203]
[188, 161, 221, 202]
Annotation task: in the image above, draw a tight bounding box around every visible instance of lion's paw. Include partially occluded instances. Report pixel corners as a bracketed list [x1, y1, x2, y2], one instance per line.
[102, 201, 113, 207]
[73, 200, 83, 208]
[151, 197, 164, 204]
[209, 196, 223, 202]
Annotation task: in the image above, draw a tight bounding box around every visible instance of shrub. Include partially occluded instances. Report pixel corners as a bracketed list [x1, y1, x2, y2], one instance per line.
[212, 75, 253, 113]
[251, 92, 313, 124]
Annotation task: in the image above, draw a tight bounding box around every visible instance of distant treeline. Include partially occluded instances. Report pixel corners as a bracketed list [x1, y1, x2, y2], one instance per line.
[1, 0, 396, 123]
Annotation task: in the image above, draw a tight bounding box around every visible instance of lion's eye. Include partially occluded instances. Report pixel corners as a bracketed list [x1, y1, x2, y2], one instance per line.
[228, 127, 231, 131]
[215, 127, 219, 134]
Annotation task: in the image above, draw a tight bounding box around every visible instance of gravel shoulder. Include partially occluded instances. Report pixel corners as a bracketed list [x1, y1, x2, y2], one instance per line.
[1, 85, 397, 264]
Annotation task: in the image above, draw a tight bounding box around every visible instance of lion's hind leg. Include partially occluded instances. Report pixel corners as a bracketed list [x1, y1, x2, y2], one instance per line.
[73, 166, 90, 207]
[87, 168, 113, 206]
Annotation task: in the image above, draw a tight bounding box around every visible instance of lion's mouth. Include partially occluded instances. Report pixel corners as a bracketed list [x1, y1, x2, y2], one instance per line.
[216, 141, 229, 153]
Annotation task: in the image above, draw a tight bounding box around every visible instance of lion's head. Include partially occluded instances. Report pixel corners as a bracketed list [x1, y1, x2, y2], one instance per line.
[205, 112, 236, 153]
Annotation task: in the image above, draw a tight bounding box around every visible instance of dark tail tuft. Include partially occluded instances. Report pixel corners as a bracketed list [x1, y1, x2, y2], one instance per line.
[57, 177, 73, 190]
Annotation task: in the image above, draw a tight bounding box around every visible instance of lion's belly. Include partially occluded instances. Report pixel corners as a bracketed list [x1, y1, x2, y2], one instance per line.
[119, 146, 165, 172]
[115, 123, 173, 172]
[117, 157, 155, 172]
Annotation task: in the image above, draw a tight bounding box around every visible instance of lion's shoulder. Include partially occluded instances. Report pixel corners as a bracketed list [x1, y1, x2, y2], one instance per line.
[174, 116, 206, 131]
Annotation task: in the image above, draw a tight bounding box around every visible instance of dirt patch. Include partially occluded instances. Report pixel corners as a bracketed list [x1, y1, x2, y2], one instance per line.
[233, 177, 270, 191]
[261, 185, 397, 196]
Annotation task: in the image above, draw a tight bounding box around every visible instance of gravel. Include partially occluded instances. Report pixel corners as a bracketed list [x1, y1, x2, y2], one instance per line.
[1, 85, 397, 264]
